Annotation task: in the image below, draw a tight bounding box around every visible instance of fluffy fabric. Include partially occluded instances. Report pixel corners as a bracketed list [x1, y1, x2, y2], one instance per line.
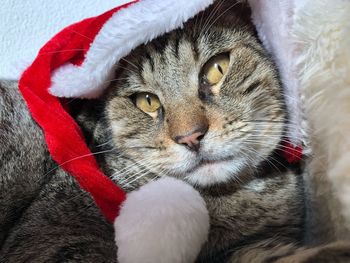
[248, 0, 304, 146]
[114, 177, 209, 263]
[294, 0, 350, 243]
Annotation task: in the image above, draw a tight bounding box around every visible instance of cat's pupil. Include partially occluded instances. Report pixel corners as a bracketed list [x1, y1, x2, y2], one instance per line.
[216, 64, 224, 75]
[146, 94, 152, 106]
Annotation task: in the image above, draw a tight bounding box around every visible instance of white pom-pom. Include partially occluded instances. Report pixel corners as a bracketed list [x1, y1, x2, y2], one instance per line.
[114, 177, 209, 263]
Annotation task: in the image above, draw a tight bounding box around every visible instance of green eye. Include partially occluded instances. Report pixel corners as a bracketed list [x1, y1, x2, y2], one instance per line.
[135, 92, 161, 113]
[201, 53, 230, 86]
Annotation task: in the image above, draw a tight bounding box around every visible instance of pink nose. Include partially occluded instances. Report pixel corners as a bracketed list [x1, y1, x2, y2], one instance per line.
[175, 126, 208, 152]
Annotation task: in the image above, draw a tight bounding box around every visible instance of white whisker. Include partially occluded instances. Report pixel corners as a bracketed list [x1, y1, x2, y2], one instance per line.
[110, 155, 157, 181]
[122, 164, 163, 188]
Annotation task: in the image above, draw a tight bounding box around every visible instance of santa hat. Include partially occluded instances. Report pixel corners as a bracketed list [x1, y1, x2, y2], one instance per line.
[19, 0, 303, 262]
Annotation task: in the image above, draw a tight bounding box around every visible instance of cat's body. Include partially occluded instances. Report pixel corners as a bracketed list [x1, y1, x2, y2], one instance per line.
[0, 82, 117, 262]
[0, 80, 303, 263]
[0, 1, 347, 262]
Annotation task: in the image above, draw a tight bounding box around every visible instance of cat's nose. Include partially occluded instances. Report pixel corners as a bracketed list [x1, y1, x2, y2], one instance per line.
[175, 125, 208, 152]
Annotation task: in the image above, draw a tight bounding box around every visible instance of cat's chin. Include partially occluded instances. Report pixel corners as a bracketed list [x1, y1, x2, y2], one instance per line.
[183, 157, 246, 187]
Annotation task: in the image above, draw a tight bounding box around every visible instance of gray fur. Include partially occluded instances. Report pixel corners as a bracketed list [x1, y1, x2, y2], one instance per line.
[0, 82, 117, 262]
[1, 1, 349, 262]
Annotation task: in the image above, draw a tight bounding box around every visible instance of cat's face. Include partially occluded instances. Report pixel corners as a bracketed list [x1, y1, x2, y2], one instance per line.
[105, 2, 285, 187]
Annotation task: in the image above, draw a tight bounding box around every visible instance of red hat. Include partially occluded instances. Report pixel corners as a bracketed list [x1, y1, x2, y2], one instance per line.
[19, 0, 302, 262]
[19, 0, 214, 223]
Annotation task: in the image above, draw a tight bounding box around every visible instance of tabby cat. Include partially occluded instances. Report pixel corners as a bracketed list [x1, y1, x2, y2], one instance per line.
[1, 1, 348, 262]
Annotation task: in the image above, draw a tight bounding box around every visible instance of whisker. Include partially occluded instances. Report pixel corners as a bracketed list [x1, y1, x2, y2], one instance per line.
[102, 77, 131, 85]
[116, 162, 158, 185]
[241, 120, 285, 124]
[110, 155, 157, 181]
[123, 160, 165, 183]
[38, 49, 86, 55]
[201, 0, 225, 35]
[41, 148, 116, 181]
[122, 164, 163, 188]
[115, 65, 139, 76]
[243, 139, 303, 160]
[120, 57, 139, 70]
[68, 29, 93, 41]
[244, 146, 287, 173]
[201, 1, 240, 35]
[95, 140, 112, 148]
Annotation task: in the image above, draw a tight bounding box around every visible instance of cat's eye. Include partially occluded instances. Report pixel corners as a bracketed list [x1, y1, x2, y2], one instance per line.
[134, 92, 161, 114]
[201, 53, 230, 86]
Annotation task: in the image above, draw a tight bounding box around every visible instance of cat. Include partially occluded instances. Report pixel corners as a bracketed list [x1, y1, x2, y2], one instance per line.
[0, 1, 348, 262]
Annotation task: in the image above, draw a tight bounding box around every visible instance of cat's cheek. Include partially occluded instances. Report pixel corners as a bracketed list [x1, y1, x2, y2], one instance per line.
[164, 146, 197, 172]
[111, 120, 128, 139]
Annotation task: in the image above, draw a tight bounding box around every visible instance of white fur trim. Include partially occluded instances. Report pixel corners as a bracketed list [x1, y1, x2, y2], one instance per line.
[114, 177, 209, 263]
[50, 0, 214, 99]
[248, 0, 305, 146]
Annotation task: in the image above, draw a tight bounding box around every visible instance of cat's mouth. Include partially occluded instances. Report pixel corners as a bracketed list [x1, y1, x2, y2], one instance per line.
[188, 156, 235, 173]
[181, 154, 246, 186]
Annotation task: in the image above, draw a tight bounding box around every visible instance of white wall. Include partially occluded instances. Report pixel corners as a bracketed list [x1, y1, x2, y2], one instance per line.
[0, 0, 129, 80]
